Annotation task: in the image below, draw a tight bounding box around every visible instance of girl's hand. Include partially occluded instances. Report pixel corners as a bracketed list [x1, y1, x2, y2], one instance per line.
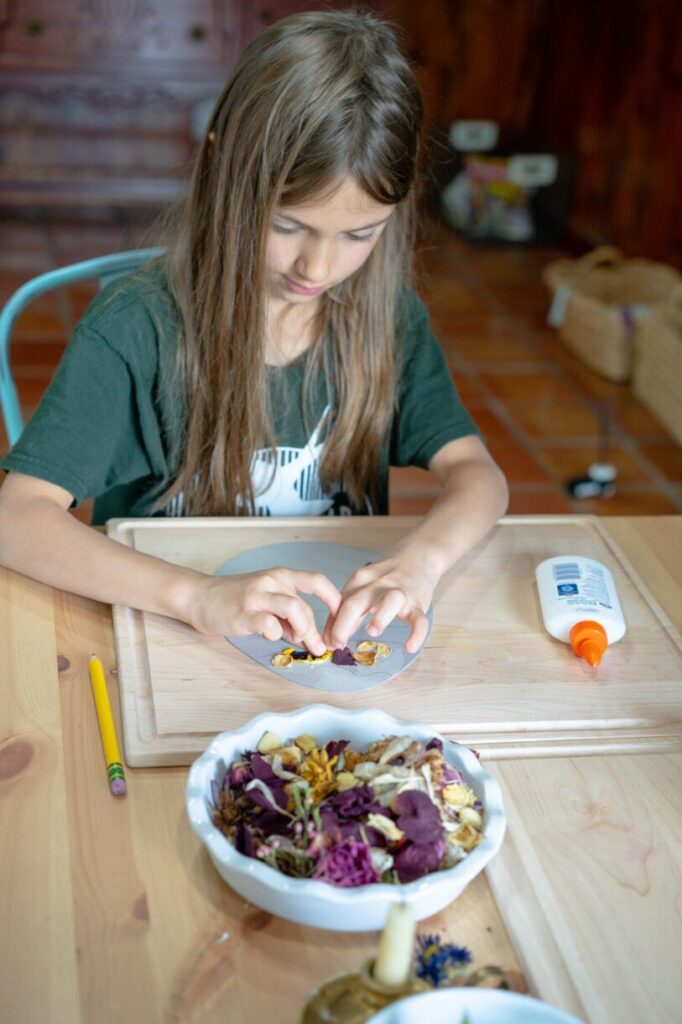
[187, 568, 342, 656]
[324, 552, 439, 655]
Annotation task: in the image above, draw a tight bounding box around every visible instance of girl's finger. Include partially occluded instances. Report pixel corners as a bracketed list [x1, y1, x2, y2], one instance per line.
[329, 590, 374, 649]
[252, 613, 284, 643]
[296, 622, 327, 658]
[365, 589, 408, 637]
[286, 571, 343, 616]
[259, 592, 316, 642]
[402, 608, 430, 654]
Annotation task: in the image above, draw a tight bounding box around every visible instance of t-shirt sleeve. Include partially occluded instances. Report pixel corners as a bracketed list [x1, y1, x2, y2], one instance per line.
[0, 325, 155, 502]
[390, 294, 481, 468]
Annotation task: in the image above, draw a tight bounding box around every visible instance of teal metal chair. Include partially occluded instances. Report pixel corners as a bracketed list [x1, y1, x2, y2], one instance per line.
[0, 248, 165, 447]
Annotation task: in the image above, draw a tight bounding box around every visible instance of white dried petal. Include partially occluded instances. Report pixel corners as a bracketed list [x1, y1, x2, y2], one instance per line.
[370, 847, 395, 874]
[378, 736, 413, 764]
[366, 813, 405, 842]
[458, 806, 482, 829]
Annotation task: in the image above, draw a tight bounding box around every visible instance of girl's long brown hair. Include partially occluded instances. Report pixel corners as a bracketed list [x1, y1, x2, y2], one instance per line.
[158, 8, 423, 515]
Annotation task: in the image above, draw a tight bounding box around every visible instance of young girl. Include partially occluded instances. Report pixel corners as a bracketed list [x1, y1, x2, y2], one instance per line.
[0, 10, 507, 658]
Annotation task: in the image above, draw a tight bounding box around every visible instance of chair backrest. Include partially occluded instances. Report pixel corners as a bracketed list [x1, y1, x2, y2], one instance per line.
[0, 248, 165, 448]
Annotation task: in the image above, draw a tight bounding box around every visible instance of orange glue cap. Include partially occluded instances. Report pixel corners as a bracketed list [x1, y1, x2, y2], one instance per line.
[569, 620, 608, 667]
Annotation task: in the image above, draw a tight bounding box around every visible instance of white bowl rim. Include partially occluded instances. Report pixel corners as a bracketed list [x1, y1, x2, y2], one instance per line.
[186, 704, 506, 906]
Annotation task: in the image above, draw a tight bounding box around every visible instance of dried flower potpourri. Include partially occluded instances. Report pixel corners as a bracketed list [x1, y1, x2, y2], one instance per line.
[210, 731, 484, 887]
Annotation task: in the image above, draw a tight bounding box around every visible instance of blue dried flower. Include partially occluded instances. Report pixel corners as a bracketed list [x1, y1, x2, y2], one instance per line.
[415, 933, 472, 987]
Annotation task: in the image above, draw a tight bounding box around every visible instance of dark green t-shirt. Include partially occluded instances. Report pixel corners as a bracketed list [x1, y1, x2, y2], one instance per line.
[1, 262, 479, 523]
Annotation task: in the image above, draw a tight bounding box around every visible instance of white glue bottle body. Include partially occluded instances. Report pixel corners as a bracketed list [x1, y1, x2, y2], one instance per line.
[535, 556, 626, 666]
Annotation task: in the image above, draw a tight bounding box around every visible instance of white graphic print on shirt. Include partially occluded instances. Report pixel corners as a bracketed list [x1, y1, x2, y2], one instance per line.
[163, 407, 370, 516]
[251, 406, 370, 516]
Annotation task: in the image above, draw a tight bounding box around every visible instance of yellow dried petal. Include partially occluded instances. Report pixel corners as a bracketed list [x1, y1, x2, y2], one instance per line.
[335, 771, 358, 792]
[354, 650, 377, 667]
[355, 640, 391, 658]
[442, 783, 476, 807]
[448, 823, 482, 852]
[274, 745, 302, 765]
[271, 654, 293, 668]
[366, 812, 404, 842]
[256, 730, 284, 753]
[342, 750, 366, 771]
[294, 733, 317, 754]
[308, 650, 332, 665]
[356, 640, 379, 653]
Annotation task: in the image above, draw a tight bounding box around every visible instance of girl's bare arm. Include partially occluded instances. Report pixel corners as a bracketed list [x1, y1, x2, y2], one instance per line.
[0, 472, 339, 654]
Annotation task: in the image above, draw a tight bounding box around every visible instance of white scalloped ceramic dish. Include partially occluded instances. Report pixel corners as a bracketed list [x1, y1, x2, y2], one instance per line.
[185, 705, 506, 931]
[365, 989, 585, 1024]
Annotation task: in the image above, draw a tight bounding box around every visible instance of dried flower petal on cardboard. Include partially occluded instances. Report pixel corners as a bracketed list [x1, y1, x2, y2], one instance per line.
[271, 653, 293, 668]
[354, 650, 377, 666]
[331, 646, 356, 666]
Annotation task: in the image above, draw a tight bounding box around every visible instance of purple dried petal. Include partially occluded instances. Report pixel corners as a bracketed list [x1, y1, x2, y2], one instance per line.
[257, 810, 291, 836]
[332, 646, 356, 666]
[394, 839, 443, 882]
[394, 790, 444, 845]
[426, 737, 443, 751]
[250, 754, 278, 782]
[228, 764, 251, 789]
[325, 739, 350, 759]
[235, 822, 255, 857]
[442, 763, 463, 784]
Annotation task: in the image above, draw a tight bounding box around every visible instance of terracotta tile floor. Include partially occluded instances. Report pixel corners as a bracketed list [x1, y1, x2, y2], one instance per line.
[1, 209, 680, 516]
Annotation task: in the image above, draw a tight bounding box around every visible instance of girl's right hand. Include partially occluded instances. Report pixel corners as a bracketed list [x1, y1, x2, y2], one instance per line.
[185, 568, 341, 656]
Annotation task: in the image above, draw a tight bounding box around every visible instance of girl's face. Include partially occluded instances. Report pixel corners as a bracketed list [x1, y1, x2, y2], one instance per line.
[265, 177, 394, 307]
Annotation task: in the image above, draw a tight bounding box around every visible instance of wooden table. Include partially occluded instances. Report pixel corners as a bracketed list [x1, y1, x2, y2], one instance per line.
[2, 516, 681, 1023]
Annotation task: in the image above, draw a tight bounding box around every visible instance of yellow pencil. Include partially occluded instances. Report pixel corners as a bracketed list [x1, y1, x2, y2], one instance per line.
[88, 654, 127, 796]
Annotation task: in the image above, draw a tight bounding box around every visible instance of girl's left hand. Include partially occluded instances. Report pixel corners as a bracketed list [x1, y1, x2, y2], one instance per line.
[323, 552, 439, 654]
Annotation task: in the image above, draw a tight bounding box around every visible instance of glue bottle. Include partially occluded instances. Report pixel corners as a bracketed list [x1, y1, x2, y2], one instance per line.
[535, 556, 626, 667]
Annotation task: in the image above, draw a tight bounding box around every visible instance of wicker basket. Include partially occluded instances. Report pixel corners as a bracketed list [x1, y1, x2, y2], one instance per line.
[543, 246, 681, 381]
[632, 284, 682, 445]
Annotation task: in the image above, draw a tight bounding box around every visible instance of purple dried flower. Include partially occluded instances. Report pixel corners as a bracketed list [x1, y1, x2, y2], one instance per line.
[394, 838, 445, 882]
[394, 790, 445, 845]
[331, 646, 356, 666]
[327, 784, 382, 819]
[313, 838, 379, 887]
[426, 737, 443, 752]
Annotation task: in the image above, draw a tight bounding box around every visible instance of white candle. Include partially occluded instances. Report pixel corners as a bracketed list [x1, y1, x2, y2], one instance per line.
[373, 903, 416, 987]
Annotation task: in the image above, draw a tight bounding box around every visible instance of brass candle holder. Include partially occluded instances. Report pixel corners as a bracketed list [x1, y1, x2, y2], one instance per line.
[300, 956, 430, 1024]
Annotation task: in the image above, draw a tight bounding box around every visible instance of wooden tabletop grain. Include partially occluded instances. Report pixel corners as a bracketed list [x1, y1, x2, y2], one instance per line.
[1, 515, 680, 1024]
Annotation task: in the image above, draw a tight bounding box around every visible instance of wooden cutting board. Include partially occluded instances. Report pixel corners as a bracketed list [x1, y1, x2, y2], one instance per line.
[486, 751, 682, 1024]
[107, 515, 682, 766]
